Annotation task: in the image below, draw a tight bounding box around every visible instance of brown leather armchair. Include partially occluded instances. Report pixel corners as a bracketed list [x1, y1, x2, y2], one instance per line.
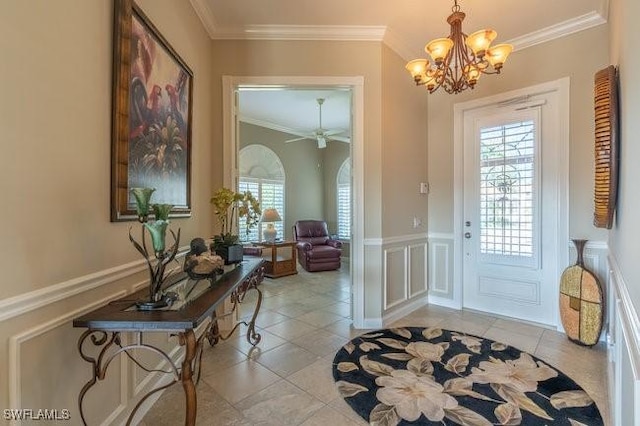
[293, 220, 342, 272]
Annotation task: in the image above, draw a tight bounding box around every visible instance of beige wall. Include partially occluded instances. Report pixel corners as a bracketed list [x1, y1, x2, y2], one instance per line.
[214, 40, 430, 322]
[0, 0, 215, 298]
[609, 0, 640, 312]
[427, 25, 610, 242]
[240, 122, 324, 239]
[376, 45, 430, 317]
[0, 0, 215, 421]
[607, 1, 640, 422]
[211, 40, 391, 322]
[381, 44, 429, 237]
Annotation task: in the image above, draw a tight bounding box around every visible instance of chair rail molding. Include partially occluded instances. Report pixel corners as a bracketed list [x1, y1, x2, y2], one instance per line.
[0, 248, 191, 323]
[0, 260, 146, 322]
[363, 233, 428, 246]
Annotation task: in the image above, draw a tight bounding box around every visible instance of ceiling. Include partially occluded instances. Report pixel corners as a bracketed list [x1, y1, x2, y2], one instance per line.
[193, 0, 608, 142]
[239, 89, 352, 142]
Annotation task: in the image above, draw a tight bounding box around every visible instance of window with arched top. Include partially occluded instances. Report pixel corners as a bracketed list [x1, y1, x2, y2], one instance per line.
[238, 145, 286, 242]
[337, 159, 351, 240]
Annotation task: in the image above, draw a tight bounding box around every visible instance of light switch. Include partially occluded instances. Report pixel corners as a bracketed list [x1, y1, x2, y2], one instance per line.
[420, 182, 429, 194]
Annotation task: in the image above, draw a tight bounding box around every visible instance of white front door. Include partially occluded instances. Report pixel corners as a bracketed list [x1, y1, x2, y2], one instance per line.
[462, 93, 562, 326]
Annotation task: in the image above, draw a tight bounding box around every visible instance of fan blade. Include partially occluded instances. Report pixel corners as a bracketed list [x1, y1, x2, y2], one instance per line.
[324, 129, 346, 136]
[285, 136, 312, 143]
[330, 136, 350, 143]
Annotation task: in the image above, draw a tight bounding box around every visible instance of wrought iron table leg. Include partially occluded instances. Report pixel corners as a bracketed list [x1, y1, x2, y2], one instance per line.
[206, 314, 220, 347]
[179, 330, 197, 426]
[205, 266, 264, 347]
[77, 330, 119, 426]
[245, 284, 263, 346]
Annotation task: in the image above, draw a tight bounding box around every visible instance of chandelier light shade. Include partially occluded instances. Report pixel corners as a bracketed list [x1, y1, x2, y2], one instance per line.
[406, 0, 513, 94]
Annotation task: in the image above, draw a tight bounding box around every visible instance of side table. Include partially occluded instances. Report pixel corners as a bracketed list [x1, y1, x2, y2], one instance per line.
[259, 241, 298, 278]
[72, 259, 264, 426]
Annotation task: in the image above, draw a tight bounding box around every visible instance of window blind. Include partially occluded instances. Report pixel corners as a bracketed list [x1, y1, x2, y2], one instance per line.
[479, 120, 535, 257]
[239, 178, 285, 242]
[337, 160, 351, 240]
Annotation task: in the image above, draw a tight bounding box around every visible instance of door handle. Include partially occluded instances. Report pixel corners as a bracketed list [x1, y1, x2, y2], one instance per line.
[464, 232, 472, 239]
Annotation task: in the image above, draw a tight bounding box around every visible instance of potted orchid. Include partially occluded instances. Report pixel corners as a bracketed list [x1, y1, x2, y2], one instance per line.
[210, 187, 261, 263]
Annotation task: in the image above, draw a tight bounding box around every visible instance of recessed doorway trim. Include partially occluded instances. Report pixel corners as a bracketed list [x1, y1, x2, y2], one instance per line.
[222, 75, 365, 328]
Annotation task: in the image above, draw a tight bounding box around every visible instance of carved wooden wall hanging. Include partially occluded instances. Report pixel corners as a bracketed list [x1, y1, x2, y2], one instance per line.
[593, 65, 619, 229]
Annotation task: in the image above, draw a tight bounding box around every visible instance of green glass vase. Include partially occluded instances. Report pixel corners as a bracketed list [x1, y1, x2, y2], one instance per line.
[131, 187, 155, 222]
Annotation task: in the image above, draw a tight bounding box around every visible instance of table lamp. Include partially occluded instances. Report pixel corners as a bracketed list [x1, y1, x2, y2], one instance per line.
[261, 208, 282, 243]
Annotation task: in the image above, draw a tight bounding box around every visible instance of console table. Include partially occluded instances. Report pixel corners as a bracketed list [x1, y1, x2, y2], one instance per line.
[258, 241, 298, 278]
[72, 258, 264, 426]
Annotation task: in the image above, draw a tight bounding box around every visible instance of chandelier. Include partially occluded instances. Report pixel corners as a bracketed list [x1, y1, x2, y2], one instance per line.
[405, 0, 513, 94]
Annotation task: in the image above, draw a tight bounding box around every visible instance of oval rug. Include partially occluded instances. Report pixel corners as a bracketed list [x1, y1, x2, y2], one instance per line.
[332, 327, 602, 425]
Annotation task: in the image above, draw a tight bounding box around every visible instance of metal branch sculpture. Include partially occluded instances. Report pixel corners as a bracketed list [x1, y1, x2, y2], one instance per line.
[129, 188, 181, 310]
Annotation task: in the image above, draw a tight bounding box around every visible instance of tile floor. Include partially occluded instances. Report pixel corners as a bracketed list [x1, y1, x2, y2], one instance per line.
[141, 264, 610, 425]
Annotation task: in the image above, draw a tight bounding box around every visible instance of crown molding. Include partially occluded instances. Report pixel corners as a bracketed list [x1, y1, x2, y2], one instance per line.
[188, 1, 607, 61]
[598, 0, 610, 21]
[211, 25, 387, 41]
[506, 11, 607, 52]
[189, 0, 217, 39]
[383, 27, 422, 63]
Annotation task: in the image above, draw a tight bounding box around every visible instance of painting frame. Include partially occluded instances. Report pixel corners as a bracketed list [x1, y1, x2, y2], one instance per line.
[111, 0, 193, 222]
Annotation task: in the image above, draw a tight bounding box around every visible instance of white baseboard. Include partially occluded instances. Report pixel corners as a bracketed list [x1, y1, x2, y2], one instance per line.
[428, 293, 462, 310]
[361, 318, 383, 329]
[383, 294, 428, 326]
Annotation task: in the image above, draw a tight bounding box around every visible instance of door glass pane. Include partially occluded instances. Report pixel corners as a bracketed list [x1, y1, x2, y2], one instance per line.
[479, 120, 535, 257]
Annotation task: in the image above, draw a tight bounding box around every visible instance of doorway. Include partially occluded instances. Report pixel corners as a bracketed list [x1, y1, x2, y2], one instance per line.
[222, 76, 365, 328]
[454, 79, 569, 327]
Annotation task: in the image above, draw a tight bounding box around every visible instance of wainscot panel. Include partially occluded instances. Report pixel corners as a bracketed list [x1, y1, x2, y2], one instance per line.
[1, 252, 207, 425]
[607, 253, 640, 426]
[427, 233, 454, 305]
[376, 234, 428, 323]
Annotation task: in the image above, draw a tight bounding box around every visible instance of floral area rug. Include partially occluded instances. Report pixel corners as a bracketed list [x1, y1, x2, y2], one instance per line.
[332, 327, 602, 425]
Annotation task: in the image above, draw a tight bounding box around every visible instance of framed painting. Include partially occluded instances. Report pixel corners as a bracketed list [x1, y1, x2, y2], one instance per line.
[111, 0, 193, 221]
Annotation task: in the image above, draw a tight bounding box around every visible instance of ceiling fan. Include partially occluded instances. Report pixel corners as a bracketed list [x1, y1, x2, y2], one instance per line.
[285, 98, 350, 149]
